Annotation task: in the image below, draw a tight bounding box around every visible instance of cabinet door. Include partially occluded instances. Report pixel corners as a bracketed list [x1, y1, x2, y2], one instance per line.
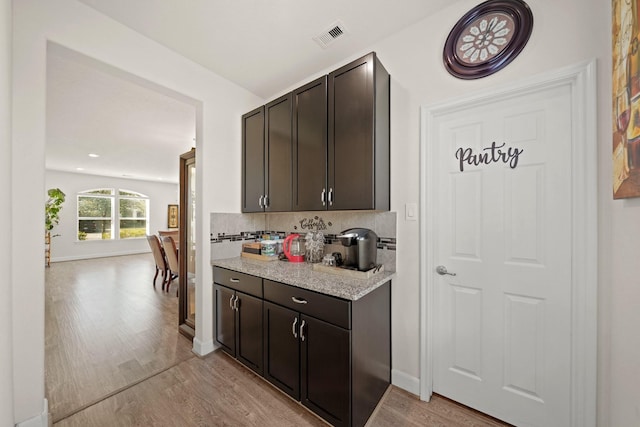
[263, 301, 300, 400]
[242, 106, 265, 212]
[328, 53, 375, 210]
[215, 285, 236, 356]
[301, 314, 351, 426]
[236, 291, 263, 375]
[293, 76, 327, 211]
[265, 94, 292, 212]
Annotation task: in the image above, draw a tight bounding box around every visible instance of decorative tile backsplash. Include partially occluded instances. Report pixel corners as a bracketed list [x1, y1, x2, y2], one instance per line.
[210, 211, 397, 272]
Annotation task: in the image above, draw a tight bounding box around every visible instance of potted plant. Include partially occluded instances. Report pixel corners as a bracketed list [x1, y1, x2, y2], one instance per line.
[45, 188, 66, 266]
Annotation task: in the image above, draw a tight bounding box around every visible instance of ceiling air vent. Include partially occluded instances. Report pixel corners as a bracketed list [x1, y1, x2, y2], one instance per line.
[313, 21, 347, 49]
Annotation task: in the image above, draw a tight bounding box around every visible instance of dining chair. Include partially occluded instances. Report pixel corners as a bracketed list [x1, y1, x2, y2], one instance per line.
[161, 235, 180, 296]
[146, 234, 168, 291]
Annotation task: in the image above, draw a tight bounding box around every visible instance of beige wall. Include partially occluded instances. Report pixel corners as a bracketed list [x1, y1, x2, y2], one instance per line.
[11, 0, 261, 423]
[1, 0, 13, 425]
[268, 0, 626, 425]
[367, 0, 619, 425]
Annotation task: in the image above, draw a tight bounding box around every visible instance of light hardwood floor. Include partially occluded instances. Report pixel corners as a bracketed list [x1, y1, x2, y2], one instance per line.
[46, 254, 511, 426]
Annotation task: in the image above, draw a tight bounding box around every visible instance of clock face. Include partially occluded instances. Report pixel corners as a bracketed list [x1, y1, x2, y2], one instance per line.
[443, 0, 533, 79]
[455, 12, 515, 65]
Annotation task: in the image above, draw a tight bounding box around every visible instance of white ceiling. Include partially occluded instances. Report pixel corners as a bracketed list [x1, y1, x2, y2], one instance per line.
[47, 44, 197, 183]
[47, 0, 454, 183]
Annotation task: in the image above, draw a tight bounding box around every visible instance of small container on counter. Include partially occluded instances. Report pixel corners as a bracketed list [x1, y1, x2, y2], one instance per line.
[322, 254, 336, 266]
[260, 240, 278, 257]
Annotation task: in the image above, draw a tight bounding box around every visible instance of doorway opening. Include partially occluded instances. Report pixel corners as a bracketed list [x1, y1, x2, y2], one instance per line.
[45, 42, 200, 422]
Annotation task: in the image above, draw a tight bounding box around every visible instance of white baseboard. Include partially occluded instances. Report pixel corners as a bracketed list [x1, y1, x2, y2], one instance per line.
[16, 398, 48, 427]
[51, 249, 150, 263]
[192, 338, 215, 356]
[392, 369, 420, 396]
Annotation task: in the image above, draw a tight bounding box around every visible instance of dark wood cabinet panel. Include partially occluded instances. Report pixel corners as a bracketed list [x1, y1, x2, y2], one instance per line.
[293, 76, 327, 211]
[215, 282, 263, 375]
[213, 267, 262, 298]
[214, 284, 236, 356]
[242, 52, 389, 213]
[263, 301, 300, 400]
[265, 94, 293, 212]
[242, 107, 265, 213]
[178, 148, 195, 340]
[263, 279, 350, 329]
[236, 292, 263, 375]
[213, 264, 391, 427]
[328, 52, 390, 211]
[301, 315, 351, 427]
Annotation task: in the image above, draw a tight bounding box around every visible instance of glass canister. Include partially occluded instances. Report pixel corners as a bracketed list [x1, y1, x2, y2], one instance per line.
[260, 240, 278, 257]
[305, 230, 325, 263]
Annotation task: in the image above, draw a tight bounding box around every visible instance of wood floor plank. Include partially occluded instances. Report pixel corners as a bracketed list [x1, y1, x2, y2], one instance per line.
[45, 254, 195, 422]
[47, 255, 511, 426]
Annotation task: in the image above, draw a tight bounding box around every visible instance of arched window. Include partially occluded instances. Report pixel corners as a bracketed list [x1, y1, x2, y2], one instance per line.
[77, 188, 149, 240]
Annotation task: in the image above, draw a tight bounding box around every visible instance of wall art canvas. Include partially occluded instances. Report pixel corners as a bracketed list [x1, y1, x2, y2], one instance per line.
[613, 0, 640, 198]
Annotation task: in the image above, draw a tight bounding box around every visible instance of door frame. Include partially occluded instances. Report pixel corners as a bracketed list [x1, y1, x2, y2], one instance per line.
[418, 61, 598, 427]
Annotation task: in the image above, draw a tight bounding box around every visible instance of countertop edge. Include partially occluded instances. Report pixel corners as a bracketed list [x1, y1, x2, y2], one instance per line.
[211, 257, 394, 301]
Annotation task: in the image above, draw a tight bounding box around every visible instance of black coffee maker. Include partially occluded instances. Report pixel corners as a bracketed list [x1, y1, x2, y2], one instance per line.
[337, 228, 378, 271]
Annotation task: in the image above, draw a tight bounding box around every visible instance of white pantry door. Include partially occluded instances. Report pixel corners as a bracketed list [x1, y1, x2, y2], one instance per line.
[432, 84, 572, 426]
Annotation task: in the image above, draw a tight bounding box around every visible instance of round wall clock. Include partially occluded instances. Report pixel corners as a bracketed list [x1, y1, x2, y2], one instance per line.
[443, 0, 534, 79]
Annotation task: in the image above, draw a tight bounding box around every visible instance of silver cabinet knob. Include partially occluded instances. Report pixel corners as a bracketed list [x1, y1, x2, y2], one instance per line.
[436, 265, 456, 276]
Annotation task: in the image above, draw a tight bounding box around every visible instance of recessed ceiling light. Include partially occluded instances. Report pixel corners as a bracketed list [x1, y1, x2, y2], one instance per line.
[157, 177, 164, 180]
[88, 153, 99, 158]
[76, 167, 84, 171]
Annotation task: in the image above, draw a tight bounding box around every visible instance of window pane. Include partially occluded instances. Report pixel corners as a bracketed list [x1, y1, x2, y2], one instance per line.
[119, 198, 146, 218]
[119, 189, 146, 197]
[120, 219, 146, 239]
[78, 220, 112, 240]
[83, 189, 114, 195]
[78, 196, 112, 218]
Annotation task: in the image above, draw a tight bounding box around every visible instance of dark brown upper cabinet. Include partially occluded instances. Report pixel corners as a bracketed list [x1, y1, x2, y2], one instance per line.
[242, 106, 265, 213]
[243, 52, 389, 213]
[293, 76, 328, 211]
[264, 94, 293, 212]
[328, 52, 390, 211]
[242, 95, 293, 213]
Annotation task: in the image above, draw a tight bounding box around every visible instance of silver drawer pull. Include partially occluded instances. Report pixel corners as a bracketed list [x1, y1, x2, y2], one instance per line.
[292, 317, 298, 339]
[291, 296, 308, 304]
[229, 278, 240, 283]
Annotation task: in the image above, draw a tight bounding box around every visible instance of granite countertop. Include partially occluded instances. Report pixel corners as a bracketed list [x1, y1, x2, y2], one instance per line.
[211, 257, 394, 301]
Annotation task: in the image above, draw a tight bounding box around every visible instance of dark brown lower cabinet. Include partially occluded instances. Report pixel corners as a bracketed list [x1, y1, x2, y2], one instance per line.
[264, 302, 351, 426]
[214, 284, 263, 375]
[263, 302, 300, 399]
[301, 314, 351, 426]
[213, 266, 390, 427]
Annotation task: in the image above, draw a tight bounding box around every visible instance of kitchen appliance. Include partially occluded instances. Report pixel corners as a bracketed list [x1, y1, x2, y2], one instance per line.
[337, 228, 378, 271]
[283, 233, 305, 263]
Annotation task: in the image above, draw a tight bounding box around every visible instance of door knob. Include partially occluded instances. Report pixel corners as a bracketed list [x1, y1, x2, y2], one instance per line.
[436, 265, 456, 276]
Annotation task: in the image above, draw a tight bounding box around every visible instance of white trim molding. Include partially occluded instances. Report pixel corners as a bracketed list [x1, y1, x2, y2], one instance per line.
[392, 369, 420, 396]
[16, 398, 48, 427]
[192, 337, 215, 356]
[419, 60, 598, 427]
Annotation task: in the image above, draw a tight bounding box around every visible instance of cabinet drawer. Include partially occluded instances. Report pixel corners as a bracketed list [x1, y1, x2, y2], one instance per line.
[264, 280, 350, 329]
[213, 267, 262, 298]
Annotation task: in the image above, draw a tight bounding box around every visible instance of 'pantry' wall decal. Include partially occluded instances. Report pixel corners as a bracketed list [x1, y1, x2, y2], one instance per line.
[455, 141, 524, 172]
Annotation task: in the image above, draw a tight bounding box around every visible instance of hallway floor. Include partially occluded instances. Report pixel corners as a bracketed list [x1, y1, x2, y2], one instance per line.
[45, 254, 510, 426]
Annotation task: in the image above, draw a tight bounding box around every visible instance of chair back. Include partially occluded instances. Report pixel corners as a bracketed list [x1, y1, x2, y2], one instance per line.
[161, 235, 180, 273]
[146, 234, 167, 270]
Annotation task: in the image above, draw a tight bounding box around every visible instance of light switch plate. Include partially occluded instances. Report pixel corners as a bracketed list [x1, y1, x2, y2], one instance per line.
[405, 203, 417, 221]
